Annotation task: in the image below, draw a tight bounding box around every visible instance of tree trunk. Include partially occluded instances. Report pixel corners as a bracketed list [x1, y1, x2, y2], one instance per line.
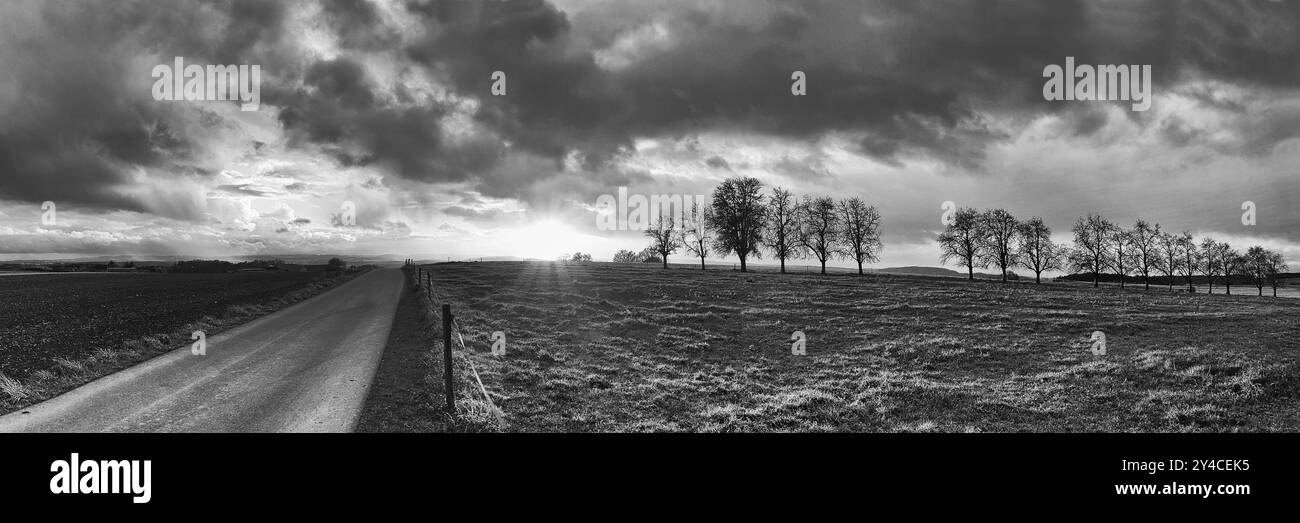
[858, 262, 863, 275]
[1093, 271, 1099, 287]
[1207, 279, 1213, 294]
[739, 257, 747, 272]
[662, 257, 668, 269]
[967, 264, 974, 281]
[820, 260, 826, 275]
[779, 258, 785, 274]
[700, 256, 705, 271]
[1034, 271, 1041, 284]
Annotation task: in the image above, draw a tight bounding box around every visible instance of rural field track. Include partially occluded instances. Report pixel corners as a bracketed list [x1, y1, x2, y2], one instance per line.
[0, 268, 403, 433]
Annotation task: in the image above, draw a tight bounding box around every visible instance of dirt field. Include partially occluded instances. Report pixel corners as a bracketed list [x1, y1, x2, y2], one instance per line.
[0, 270, 361, 412]
[422, 261, 1300, 432]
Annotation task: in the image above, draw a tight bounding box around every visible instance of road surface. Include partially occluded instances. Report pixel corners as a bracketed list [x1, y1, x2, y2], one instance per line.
[0, 268, 403, 432]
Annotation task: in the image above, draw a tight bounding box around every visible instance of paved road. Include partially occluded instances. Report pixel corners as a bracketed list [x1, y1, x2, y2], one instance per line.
[0, 268, 403, 433]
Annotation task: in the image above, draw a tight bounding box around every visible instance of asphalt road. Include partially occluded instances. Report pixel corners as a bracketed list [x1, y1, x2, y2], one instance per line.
[0, 268, 403, 433]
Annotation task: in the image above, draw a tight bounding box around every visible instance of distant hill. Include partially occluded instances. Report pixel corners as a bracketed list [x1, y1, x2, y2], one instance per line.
[877, 266, 963, 277]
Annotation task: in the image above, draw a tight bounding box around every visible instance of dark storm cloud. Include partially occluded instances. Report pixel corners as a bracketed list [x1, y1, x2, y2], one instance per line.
[271, 55, 508, 184]
[399, 0, 1078, 169]
[1160, 117, 1204, 148]
[393, 0, 1300, 175]
[1176, 1, 1300, 88]
[0, 0, 289, 216]
[6, 0, 1300, 217]
[704, 156, 731, 170]
[321, 0, 397, 50]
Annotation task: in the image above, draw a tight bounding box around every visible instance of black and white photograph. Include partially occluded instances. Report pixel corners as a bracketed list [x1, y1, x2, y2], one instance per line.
[0, 0, 1296, 510]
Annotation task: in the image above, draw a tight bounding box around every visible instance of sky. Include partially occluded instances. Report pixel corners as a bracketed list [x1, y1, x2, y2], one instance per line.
[0, 0, 1297, 270]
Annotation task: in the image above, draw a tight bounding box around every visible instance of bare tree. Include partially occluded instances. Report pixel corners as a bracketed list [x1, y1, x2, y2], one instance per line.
[644, 216, 680, 269]
[937, 207, 985, 280]
[1266, 249, 1289, 298]
[708, 177, 766, 272]
[838, 197, 882, 275]
[1154, 231, 1181, 291]
[1199, 238, 1224, 294]
[1017, 216, 1064, 284]
[1070, 213, 1114, 288]
[797, 196, 842, 274]
[764, 187, 801, 273]
[1176, 232, 1198, 292]
[1246, 246, 1270, 296]
[1214, 242, 1241, 295]
[1110, 226, 1134, 288]
[1131, 220, 1160, 290]
[978, 209, 1019, 282]
[679, 202, 713, 270]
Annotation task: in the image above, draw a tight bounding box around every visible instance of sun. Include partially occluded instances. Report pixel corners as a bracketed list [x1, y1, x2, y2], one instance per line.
[510, 219, 579, 260]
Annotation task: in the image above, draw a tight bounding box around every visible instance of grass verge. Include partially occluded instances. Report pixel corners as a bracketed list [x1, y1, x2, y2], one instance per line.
[356, 268, 503, 432]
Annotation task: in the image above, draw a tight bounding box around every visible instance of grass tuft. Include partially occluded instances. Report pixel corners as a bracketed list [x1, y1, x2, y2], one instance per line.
[0, 372, 32, 401]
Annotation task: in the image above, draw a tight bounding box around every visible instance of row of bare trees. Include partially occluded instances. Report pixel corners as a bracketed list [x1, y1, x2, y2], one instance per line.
[636, 176, 884, 274]
[1072, 213, 1288, 296]
[937, 208, 1056, 282]
[937, 206, 1291, 297]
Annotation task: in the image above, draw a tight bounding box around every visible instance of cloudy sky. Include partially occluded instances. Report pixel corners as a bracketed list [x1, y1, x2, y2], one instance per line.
[0, 0, 1296, 269]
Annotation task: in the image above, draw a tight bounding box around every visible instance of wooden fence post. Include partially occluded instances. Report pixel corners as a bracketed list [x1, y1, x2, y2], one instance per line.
[443, 304, 455, 413]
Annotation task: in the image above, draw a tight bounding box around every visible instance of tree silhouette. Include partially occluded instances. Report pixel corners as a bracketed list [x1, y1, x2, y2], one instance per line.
[708, 177, 766, 272]
[938, 207, 984, 281]
[644, 216, 680, 269]
[1176, 232, 1198, 292]
[764, 187, 801, 274]
[1110, 226, 1133, 288]
[1017, 217, 1064, 284]
[1154, 231, 1180, 291]
[612, 250, 639, 263]
[1216, 242, 1241, 295]
[1265, 249, 1289, 298]
[1199, 238, 1225, 294]
[978, 208, 1019, 282]
[1131, 220, 1160, 290]
[679, 202, 713, 271]
[1070, 213, 1114, 288]
[797, 195, 842, 275]
[838, 197, 882, 275]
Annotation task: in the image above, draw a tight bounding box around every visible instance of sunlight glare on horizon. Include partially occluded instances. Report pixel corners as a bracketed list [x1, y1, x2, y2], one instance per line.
[507, 219, 583, 260]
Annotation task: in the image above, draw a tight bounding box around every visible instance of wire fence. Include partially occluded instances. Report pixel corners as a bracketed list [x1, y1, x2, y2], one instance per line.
[411, 265, 505, 423]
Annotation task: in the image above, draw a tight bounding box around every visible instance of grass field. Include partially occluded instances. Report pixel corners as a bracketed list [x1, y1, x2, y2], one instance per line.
[0, 270, 362, 412]
[421, 261, 1300, 432]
